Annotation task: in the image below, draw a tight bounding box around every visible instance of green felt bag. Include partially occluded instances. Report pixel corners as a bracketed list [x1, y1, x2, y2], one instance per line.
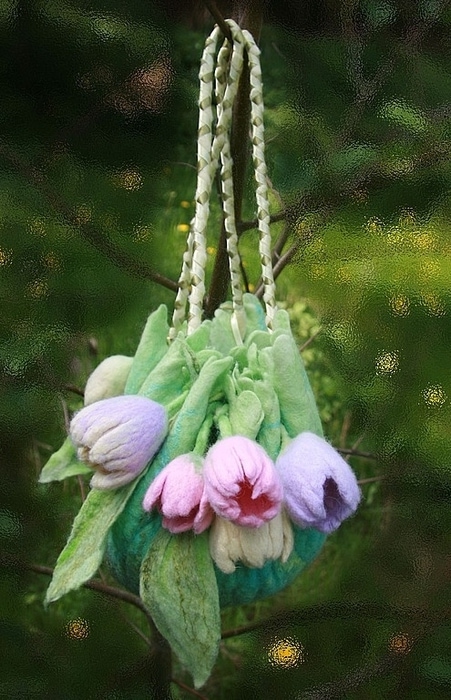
[105, 295, 327, 609]
[40, 21, 331, 687]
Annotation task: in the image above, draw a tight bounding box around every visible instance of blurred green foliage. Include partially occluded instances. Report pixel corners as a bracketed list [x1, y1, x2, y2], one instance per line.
[1, 0, 450, 698]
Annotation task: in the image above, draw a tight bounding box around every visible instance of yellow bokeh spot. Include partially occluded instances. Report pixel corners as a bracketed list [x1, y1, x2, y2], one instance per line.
[389, 294, 410, 317]
[113, 169, 143, 191]
[366, 217, 383, 234]
[376, 351, 399, 375]
[267, 637, 305, 669]
[423, 384, 447, 408]
[0, 248, 12, 266]
[248, 283, 255, 292]
[180, 200, 191, 208]
[309, 263, 325, 279]
[421, 292, 445, 317]
[419, 259, 440, 282]
[65, 618, 90, 640]
[27, 279, 49, 299]
[336, 265, 352, 283]
[388, 632, 413, 655]
[177, 223, 190, 233]
[75, 204, 92, 225]
[42, 252, 62, 271]
[133, 225, 153, 242]
[413, 231, 437, 252]
[28, 218, 46, 237]
[206, 246, 217, 255]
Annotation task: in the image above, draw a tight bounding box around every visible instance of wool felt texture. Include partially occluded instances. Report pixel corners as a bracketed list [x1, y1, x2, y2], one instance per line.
[105, 294, 327, 608]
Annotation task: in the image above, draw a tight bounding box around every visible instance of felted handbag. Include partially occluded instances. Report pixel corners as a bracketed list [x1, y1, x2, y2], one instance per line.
[40, 20, 360, 688]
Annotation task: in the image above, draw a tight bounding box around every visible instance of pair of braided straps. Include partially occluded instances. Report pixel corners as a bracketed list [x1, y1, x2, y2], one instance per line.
[170, 19, 276, 344]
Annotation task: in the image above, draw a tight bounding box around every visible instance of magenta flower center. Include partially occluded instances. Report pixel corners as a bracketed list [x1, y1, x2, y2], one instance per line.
[235, 480, 272, 518]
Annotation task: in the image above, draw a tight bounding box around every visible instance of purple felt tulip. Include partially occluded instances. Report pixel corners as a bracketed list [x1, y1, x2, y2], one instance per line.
[142, 454, 214, 534]
[70, 395, 168, 490]
[275, 432, 361, 533]
[203, 436, 283, 528]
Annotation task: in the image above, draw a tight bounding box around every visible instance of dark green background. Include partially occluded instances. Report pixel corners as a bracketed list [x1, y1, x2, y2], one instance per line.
[1, 1, 450, 697]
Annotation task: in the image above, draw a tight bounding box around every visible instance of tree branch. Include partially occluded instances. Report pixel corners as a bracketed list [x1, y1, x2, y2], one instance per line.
[202, 0, 233, 41]
[0, 141, 178, 293]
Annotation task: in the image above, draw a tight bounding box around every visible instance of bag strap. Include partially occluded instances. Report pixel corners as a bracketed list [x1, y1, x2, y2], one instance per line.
[170, 20, 276, 341]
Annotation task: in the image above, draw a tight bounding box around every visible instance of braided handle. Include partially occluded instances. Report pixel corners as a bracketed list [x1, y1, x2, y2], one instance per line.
[170, 21, 276, 340]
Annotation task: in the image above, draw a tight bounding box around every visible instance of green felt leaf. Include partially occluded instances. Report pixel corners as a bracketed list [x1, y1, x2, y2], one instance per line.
[156, 355, 233, 467]
[38, 437, 91, 483]
[138, 337, 194, 406]
[229, 389, 264, 440]
[253, 378, 282, 460]
[140, 530, 221, 689]
[124, 304, 169, 394]
[45, 483, 134, 604]
[185, 320, 212, 352]
[272, 333, 323, 438]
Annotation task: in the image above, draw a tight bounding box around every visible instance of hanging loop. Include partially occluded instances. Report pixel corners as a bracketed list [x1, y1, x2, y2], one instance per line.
[170, 20, 276, 341]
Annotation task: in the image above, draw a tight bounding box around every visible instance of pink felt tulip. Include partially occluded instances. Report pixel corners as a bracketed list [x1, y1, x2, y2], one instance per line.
[142, 454, 214, 534]
[203, 436, 283, 528]
[275, 432, 361, 533]
[70, 395, 168, 490]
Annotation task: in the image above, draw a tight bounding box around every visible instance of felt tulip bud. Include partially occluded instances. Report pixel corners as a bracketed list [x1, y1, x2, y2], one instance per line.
[142, 454, 214, 534]
[203, 436, 283, 528]
[84, 355, 133, 406]
[70, 395, 168, 490]
[209, 510, 294, 574]
[275, 432, 361, 533]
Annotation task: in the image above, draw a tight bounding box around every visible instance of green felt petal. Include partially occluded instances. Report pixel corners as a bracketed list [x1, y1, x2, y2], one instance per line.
[138, 337, 194, 407]
[38, 437, 91, 483]
[272, 333, 323, 438]
[124, 304, 169, 394]
[45, 483, 135, 604]
[140, 530, 220, 689]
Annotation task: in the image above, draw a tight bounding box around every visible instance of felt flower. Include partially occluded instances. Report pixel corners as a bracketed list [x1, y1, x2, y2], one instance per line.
[203, 436, 283, 527]
[275, 432, 361, 533]
[70, 395, 168, 490]
[84, 355, 133, 406]
[209, 510, 294, 574]
[142, 454, 214, 534]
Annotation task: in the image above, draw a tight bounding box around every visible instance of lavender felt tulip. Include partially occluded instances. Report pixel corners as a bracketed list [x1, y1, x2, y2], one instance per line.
[142, 454, 214, 534]
[275, 432, 361, 533]
[203, 436, 283, 528]
[70, 395, 168, 490]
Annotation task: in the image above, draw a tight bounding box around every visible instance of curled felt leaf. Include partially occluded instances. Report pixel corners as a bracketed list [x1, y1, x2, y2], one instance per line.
[276, 432, 361, 533]
[70, 395, 168, 490]
[142, 453, 213, 534]
[84, 355, 133, 405]
[209, 511, 294, 574]
[203, 436, 283, 527]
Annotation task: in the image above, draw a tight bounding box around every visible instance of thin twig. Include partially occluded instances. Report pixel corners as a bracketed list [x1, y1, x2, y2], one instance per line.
[299, 328, 322, 352]
[172, 677, 209, 700]
[255, 242, 298, 298]
[202, 0, 233, 41]
[0, 141, 178, 292]
[337, 447, 378, 461]
[238, 209, 287, 233]
[358, 475, 385, 485]
[64, 384, 85, 398]
[221, 601, 448, 640]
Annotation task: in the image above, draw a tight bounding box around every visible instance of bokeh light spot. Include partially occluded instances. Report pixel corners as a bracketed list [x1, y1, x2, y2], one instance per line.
[422, 384, 447, 408]
[390, 294, 410, 316]
[375, 351, 399, 375]
[388, 632, 413, 655]
[65, 618, 90, 641]
[267, 636, 305, 668]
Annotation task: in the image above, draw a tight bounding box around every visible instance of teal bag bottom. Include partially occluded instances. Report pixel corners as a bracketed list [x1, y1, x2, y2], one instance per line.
[106, 467, 326, 608]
